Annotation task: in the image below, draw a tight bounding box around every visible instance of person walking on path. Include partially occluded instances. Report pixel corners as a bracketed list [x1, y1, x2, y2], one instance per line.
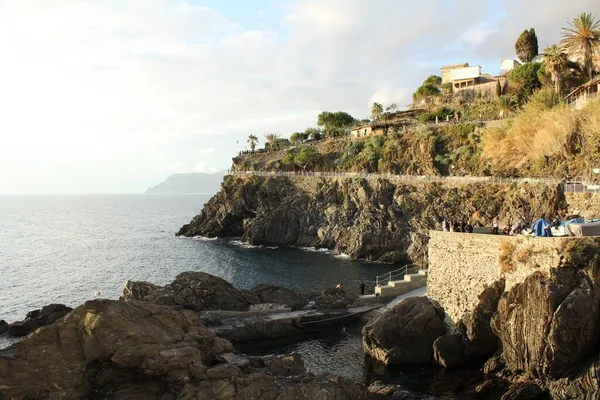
[360, 280, 365, 296]
[492, 218, 499, 234]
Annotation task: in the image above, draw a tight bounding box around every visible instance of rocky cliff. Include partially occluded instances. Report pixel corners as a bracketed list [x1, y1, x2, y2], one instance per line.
[178, 175, 566, 262]
[0, 299, 370, 400]
[361, 237, 600, 399]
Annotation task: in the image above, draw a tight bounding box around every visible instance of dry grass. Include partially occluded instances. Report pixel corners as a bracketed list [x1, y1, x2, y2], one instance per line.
[515, 246, 534, 264]
[499, 240, 517, 273]
[482, 105, 577, 169]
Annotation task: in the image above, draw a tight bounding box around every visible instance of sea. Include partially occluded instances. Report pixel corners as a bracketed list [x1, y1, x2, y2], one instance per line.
[0, 193, 407, 381]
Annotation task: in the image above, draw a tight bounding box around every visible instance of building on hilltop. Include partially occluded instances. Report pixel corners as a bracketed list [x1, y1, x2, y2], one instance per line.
[441, 62, 507, 97]
[499, 58, 522, 76]
[440, 63, 469, 84]
[565, 75, 600, 110]
[350, 109, 423, 139]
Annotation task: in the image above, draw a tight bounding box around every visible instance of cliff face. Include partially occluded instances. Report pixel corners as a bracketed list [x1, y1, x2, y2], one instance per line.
[178, 175, 566, 262]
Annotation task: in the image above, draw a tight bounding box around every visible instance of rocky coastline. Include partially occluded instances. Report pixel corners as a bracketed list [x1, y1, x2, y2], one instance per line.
[177, 175, 566, 263]
[2, 253, 600, 399]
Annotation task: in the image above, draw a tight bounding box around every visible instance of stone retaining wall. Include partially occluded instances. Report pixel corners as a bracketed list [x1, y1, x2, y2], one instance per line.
[427, 231, 576, 328]
[566, 192, 600, 218]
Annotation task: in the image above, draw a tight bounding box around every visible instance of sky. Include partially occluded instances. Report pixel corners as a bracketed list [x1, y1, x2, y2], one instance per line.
[0, 0, 599, 194]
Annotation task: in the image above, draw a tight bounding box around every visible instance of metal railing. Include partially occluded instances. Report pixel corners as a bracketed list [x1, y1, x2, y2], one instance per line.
[375, 264, 422, 287]
[565, 180, 600, 193]
[228, 170, 561, 187]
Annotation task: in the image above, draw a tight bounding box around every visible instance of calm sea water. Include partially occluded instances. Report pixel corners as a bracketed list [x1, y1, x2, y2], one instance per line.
[0, 194, 395, 354]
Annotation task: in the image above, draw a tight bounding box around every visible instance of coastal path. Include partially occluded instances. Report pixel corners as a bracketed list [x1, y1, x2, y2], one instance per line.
[202, 303, 383, 343]
[228, 170, 561, 188]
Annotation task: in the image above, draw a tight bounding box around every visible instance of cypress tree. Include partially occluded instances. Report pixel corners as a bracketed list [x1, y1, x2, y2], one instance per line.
[515, 28, 539, 63]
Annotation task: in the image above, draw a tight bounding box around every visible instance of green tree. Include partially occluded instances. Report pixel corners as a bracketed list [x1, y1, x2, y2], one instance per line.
[317, 111, 355, 136]
[497, 95, 516, 118]
[371, 102, 384, 121]
[423, 75, 442, 86]
[412, 84, 441, 111]
[543, 45, 568, 94]
[496, 79, 503, 97]
[515, 28, 539, 63]
[304, 127, 322, 141]
[247, 134, 258, 151]
[263, 133, 280, 149]
[290, 132, 300, 145]
[507, 63, 542, 105]
[294, 147, 320, 170]
[561, 12, 600, 80]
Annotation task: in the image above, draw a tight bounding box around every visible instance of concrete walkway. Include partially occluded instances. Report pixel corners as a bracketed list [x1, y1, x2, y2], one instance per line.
[383, 286, 427, 310]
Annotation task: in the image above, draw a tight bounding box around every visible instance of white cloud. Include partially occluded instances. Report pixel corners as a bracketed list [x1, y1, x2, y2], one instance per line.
[0, 0, 598, 193]
[198, 148, 217, 155]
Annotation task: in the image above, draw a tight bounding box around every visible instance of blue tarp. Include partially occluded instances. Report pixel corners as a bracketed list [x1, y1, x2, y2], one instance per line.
[532, 219, 553, 237]
[559, 218, 585, 227]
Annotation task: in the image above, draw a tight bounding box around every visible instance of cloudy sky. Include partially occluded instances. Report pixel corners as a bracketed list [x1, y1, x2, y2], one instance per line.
[0, 0, 598, 194]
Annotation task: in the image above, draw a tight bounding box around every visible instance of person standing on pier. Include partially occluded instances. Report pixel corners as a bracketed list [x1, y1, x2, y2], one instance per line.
[360, 280, 365, 296]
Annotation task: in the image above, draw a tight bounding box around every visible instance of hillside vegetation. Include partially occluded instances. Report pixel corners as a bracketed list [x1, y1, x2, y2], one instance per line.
[233, 97, 600, 180]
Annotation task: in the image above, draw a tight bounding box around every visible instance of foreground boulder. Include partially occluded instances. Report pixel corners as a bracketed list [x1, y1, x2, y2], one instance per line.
[362, 297, 446, 365]
[6, 303, 72, 337]
[0, 299, 370, 400]
[121, 271, 251, 311]
[491, 268, 600, 380]
[433, 335, 466, 368]
[247, 283, 308, 311]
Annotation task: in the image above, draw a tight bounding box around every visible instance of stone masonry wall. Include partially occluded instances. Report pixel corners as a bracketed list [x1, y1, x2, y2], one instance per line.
[566, 192, 600, 219]
[427, 230, 572, 328]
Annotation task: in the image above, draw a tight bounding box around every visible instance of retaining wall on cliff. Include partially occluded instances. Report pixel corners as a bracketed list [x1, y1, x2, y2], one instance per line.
[427, 231, 578, 328]
[566, 192, 600, 218]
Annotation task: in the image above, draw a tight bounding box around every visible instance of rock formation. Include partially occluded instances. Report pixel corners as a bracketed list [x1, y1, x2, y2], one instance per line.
[491, 268, 600, 380]
[121, 271, 251, 311]
[245, 283, 308, 311]
[362, 297, 446, 365]
[4, 303, 72, 337]
[178, 175, 566, 262]
[0, 299, 370, 400]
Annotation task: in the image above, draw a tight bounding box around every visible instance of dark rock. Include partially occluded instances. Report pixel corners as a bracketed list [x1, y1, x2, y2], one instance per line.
[315, 287, 352, 310]
[248, 283, 308, 311]
[362, 297, 446, 365]
[0, 299, 368, 400]
[460, 279, 505, 360]
[500, 382, 545, 400]
[120, 271, 251, 312]
[491, 268, 600, 379]
[177, 175, 566, 262]
[261, 352, 306, 376]
[0, 320, 7, 335]
[368, 380, 441, 399]
[433, 334, 466, 368]
[7, 304, 72, 337]
[548, 353, 600, 398]
[474, 378, 511, 399]
[483, 352, 505, 375]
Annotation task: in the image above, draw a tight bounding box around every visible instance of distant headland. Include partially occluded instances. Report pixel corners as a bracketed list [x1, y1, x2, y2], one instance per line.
[145, 171, 226, 194]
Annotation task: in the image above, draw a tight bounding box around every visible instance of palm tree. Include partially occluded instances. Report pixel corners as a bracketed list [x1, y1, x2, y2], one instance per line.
[263, 133, 280, 149]
[497, 95, 516, 118]
[560, 12, 600, 80]
[247, 134, 258, 151]
[371, 102, 383, 121]
[544, 45, 568, 94]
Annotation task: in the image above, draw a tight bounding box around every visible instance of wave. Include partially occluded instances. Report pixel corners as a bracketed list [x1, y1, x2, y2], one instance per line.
[335, 253, 351, 260]
[192, 236, 219, 241]
[228, 240, 279, 250]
